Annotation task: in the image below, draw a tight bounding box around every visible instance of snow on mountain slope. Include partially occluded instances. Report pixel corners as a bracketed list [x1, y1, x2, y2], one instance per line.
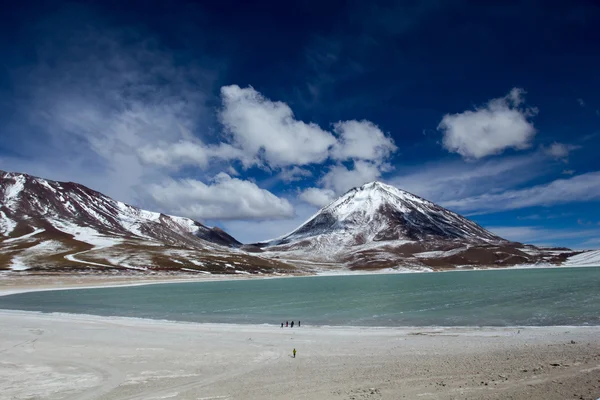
[257, 181, 567, 270]
[0, 170, 239, 248]
[563, 250, 600, 267]
[268, 182, 502, 247]
[0, 170, 293, 274]
[0, 171, 580, 274]
[261, 181, 502, 260]
[0, 210, 16, 235]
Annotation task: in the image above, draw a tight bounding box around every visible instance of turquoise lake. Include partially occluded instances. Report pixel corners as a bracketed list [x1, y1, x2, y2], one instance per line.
[1, 267, 599, 326]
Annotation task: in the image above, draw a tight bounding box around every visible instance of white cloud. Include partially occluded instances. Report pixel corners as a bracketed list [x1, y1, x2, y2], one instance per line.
[2, 22, 216, 205]
[299, 187, 336, 208]
[331, 120, 396, 162]
[138, 141, 244, 169]
[442, 171, 600, 214]
[543, 142, 580, 161]
[148, 173, 294, 220]
[388, 153, 548, 204]
[215, 87, 398, 206]
[487, 226, 600, 245]
[277, 166, 312, 183]
[320, 160, 382, 195]
[219, 85, 337, 168]
[438, 88, 537, 159]
[137, 89, 397, 178]
[220, 203, 318, 243]
[0, 22, 307, 225]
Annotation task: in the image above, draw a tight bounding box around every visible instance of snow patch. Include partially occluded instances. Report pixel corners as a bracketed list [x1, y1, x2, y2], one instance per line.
[9, 240, 70, 271]
[35, 178, 57, 193]
[3, 174, 25, 208]
[563, 250, 600, 267]
[102, 252, 152, 270]
[0, 211, 17, 235]
[3, 228, 45, 243]
[166, 216, 200, 234]
[180, 268, 210, 274]
[52, 220, 122, 248]
[234, 270, 251, 275]
[414, 247, 467, 259]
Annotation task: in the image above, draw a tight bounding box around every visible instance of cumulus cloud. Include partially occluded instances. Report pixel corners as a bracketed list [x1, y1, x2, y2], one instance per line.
[219, 85, 337, 168]
[438, 88, 537, 159]
[331, 120, 396, 162]
[138, 141, 244, 169]
[320, 161, 383, 195]
[297, 160, 385, 207]
[215, 87, 398, 208]
[442, 171, 600, 214]
[148, 173, 294, 220]
[299, 187, 336, 208]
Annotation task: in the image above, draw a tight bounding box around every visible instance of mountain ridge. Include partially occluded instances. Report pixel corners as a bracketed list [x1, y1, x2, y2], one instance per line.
[0, 169, 580, 273]
[0, 170, 292, 274]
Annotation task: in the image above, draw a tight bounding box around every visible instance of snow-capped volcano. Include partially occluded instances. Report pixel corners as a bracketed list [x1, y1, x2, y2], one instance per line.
[0, 170, 292, 273]
[258, 182, 568, 270]
[269, 181, 502, 246]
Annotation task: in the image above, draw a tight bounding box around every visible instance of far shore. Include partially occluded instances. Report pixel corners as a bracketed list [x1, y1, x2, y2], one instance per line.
[0, 272, 289, 297]
[1, 263, 598, 297]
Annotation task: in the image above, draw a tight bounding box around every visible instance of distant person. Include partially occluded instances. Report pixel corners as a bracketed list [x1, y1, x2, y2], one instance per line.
[298, 321, 301, 327]
[293, 348, 296, 358]
[281, 322, 283, 328]
[286, 321, 288, 327]
[291, 321, 294, 328]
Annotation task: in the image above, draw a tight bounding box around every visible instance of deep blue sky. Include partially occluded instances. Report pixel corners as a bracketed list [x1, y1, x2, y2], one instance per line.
[1, 0, 599, 247]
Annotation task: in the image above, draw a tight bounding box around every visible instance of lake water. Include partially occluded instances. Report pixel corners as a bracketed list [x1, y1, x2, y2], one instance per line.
[1, 267, 599, 326]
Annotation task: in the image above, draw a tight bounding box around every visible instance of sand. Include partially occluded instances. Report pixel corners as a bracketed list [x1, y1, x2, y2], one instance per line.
[0, 278, 599, 400]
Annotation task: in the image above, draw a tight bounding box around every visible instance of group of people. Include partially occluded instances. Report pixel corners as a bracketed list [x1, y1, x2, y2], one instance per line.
[281, 320, 300, 328]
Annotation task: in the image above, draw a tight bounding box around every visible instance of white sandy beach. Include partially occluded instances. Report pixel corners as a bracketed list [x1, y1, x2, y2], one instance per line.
[0, 277, 599, 400]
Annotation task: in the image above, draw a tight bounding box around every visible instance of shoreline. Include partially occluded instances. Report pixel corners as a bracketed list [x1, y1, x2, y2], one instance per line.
[2, 308, 600, 330]
[0, 272, 294, 297]
[1, 264, 598, 298]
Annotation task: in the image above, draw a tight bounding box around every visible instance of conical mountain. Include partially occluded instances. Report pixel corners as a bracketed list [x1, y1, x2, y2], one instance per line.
[260, 182, 544, 270]
[269, 181, 502, 246]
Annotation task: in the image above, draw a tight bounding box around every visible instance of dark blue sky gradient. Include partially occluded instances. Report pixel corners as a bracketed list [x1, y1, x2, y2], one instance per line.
[1, 0, 599, 246]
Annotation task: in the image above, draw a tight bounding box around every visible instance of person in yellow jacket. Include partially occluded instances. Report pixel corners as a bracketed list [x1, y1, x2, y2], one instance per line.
[293, 348, 296, 358]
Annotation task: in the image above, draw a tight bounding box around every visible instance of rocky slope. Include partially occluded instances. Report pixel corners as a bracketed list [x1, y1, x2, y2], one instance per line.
[254, 182, 573, 270]
[0, 170, 293, 274]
